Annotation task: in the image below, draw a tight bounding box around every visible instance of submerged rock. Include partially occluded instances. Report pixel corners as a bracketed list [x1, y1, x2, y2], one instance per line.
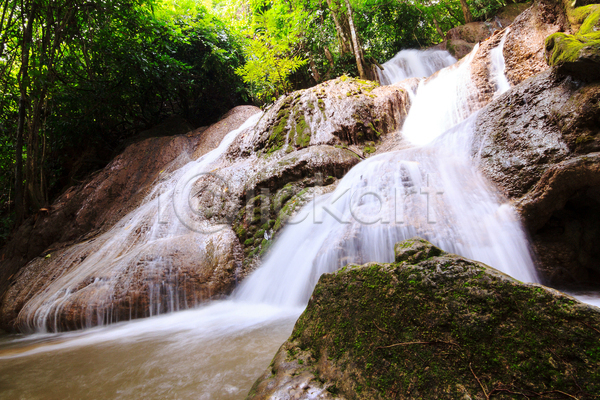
[247, 238, 600, 400]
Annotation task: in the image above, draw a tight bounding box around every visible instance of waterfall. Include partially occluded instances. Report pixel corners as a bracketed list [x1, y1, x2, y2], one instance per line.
[16, 114, 263, 332]
[377, 49, 457, 85]
[489, 28, 511, 96]
[235, 35, 537, 307]
[14, 30, 531, 333]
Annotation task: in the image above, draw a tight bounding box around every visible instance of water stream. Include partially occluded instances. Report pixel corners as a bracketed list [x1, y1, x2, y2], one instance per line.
[0, 35, 593, 399]
[377, 48, 456, 85]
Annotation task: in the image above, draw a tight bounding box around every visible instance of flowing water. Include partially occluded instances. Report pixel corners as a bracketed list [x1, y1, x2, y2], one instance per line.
[14, 113, 264, 332]
[377, 49, 456, 85]
[1, 36, 595, 399]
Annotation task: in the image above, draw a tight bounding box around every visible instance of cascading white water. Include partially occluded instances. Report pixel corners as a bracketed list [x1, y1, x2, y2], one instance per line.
[235, 30, 536, 307]
[377, 49, 457, 85]
[235, 68, 536, 308]
[400, 46, 479, 146]
[17, 113, 263, 332]
[489, 28, 511, 95]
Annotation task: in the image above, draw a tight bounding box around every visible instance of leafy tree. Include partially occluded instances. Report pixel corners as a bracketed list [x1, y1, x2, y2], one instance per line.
[234, 0, 308, 103]
[0, 0, 247, 241]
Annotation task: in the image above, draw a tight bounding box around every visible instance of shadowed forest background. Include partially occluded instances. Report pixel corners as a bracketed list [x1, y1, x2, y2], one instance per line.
[0, 0, 523, 244]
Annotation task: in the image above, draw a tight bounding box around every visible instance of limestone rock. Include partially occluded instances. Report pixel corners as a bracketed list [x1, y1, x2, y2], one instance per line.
[0, 107, 259, 332]
[503, 0, 566, 86]
[247, 238, 600, 400]
[2, 228, 243, 331]
[228, 77, 411, 161]
[445, 21, 502, 59]
[473, 67, 600, 287]
[434, 3, 531, 60]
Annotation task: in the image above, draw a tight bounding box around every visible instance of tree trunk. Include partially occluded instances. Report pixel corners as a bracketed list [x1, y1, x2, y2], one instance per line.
[460, 0, 474, 23]
[433, 16, 445, 39]
[343, 0, 366, 79]
[14, 6, 35, 226]
[326, 0, 352, 55]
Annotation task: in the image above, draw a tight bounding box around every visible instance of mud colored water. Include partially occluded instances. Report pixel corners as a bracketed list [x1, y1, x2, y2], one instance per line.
[0, 302, 300, 399]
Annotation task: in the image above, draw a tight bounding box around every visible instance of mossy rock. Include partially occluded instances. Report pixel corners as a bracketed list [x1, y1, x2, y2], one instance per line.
[545, 4, 600, 80]
[248, 238, 600, 399]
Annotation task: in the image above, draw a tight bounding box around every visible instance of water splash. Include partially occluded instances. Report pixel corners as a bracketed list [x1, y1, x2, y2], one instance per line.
[400, 45, 479, 146]
[377, 49, 457, 85]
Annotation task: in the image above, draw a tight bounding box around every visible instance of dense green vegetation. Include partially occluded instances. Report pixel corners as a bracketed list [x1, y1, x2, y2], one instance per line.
[0, 0, 520, 245]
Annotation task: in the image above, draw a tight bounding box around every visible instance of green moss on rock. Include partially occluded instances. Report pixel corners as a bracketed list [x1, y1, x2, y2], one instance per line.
[248, 238, 600, 399]
[545, 4, 600, 80]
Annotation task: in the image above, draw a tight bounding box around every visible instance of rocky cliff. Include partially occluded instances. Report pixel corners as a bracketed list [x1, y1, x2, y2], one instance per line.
[2, 0, 600, 332]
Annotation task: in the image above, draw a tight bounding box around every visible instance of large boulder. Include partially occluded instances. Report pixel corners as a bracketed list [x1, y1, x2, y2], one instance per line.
[471, 0, 600, 288]
[247, 238, 600, 400]
[0, 106, 260, 332]
[545, 4, 600, 81]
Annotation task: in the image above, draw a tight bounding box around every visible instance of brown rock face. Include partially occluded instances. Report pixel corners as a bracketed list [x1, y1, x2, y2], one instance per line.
[503, 0, 565, 86]
[433, 3, 531, 60]
[0, 106, 260, 332]
[3, 228, 243, 332]
[474, 68, 600, 288]
[445, 21, 503, 59]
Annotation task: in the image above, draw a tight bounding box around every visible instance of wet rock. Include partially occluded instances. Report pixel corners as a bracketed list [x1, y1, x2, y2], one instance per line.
[247, 238, 600, 400]
[473, 66, 600, 287]
[192, 106, 261, 159]
[0, 106, 259, 332]
[503, 0, 566, 86]
[545, 4, 600, 81]
[473, 69, 574, 198]
[445, 21, 503, 59]
[515, 154, 600, 286]
[433, 3, 531, 60]
[228, 77, 411, 160]
[2, 228, 243, 331]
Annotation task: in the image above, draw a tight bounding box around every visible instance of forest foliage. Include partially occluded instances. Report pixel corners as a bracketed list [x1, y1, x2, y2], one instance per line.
[0, 0, 519, 244]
